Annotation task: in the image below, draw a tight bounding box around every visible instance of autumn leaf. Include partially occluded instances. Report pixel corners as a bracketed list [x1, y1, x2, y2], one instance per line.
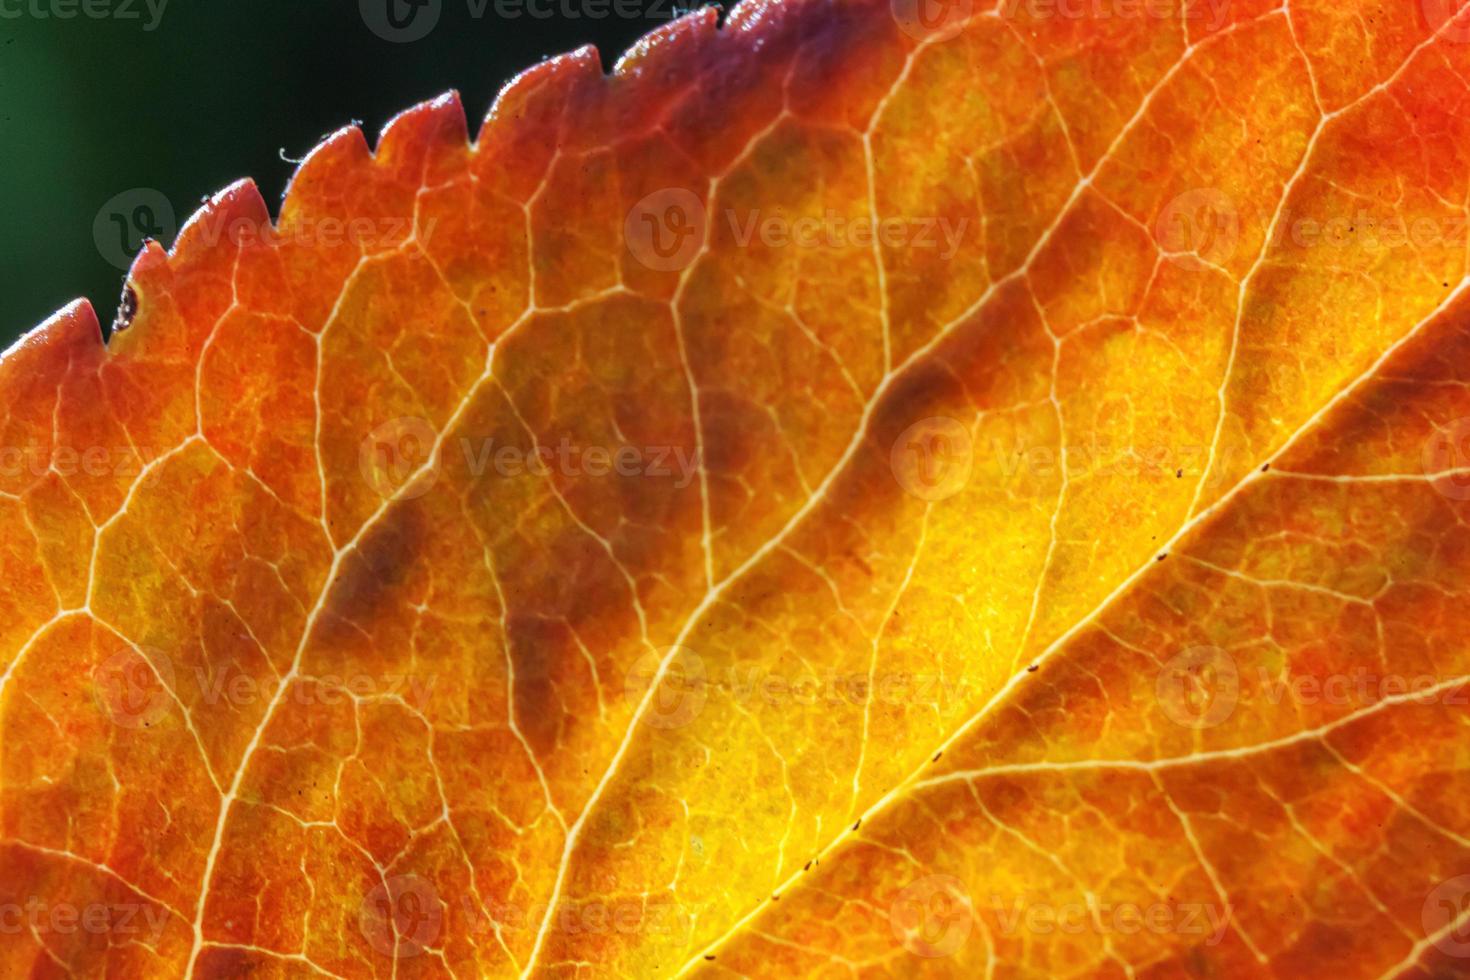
[6, 0, 1470, 976]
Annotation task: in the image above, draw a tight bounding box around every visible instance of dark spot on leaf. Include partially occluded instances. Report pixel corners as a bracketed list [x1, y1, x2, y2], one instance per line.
[501, 520, 649, 755]
[321, 502, 424, 627]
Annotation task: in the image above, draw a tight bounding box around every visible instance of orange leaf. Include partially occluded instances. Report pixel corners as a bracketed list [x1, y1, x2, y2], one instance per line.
[5, 1, 1470, 977]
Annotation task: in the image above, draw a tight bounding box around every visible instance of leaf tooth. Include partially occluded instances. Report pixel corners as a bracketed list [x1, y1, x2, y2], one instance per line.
[611, 5, 721, 79]
[172, 178, 272, 263]
[104, 179, 270, 358]
[280, 123, 373, 211]
[0, 298, 103, 364]
[373, 90, 469, 175]
[476, 47, 602, 198]
[484, 42, 603, 141]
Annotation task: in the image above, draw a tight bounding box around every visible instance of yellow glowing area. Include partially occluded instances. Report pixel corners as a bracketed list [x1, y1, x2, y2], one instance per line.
[3, 0, 1470, 976]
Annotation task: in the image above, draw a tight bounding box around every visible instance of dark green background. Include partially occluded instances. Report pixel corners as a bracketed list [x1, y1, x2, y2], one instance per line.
[0, 0, 686, 348]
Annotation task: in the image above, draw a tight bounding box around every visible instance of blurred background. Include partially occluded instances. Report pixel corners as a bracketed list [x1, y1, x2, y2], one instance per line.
[0, 0, 692, 347]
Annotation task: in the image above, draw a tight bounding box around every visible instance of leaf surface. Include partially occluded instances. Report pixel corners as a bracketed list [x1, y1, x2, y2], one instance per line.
[5, 1, 1470, 977]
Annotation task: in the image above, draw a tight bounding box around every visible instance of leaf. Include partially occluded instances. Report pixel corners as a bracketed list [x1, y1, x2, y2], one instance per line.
[4, 0, 1470, 976]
